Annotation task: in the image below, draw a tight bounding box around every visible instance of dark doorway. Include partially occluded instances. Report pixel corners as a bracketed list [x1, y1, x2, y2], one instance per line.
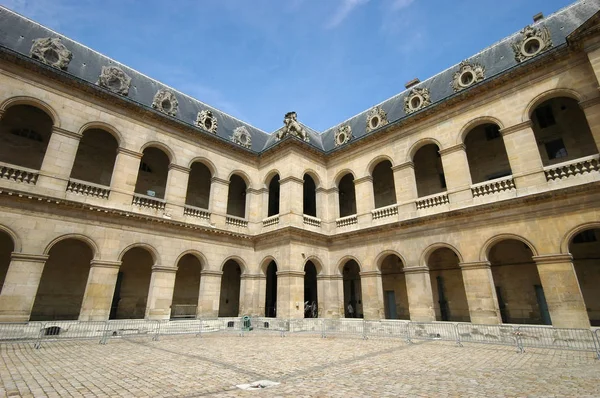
[265, 261, 277, 317]
[304, 261, 318, 318]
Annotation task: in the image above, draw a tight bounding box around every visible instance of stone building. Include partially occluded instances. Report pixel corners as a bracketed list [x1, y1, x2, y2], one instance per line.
[0, 2, 600, 328]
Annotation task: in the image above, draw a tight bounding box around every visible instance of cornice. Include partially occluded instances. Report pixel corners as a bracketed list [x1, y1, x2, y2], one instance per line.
[317, 274, 343, 280]
[90, 259, 122, 269]
[151, 265, 177, 273]
[459, 261, 491, 270]
[532, 254, 574, 264]
[279, 176, 304, 185]
[354, 176, 373, 184]
[117, 147, 143, 159]
[241, 273, 265, 280]
[579, 96, 600, 110]
[11, 252, 49, 262]
[201, 270, 224, 276]
[168, 164, 190, 174]
[438, 144, 466, 156]
[51, 126, 81, 140]
[359, 270, 382, 277]
[391, 162, 414, 172]
[276, 270, 305, 277]
[403, 266, 429, 275]
[211, 177, 230, 185]
[500, 121, 532, 136]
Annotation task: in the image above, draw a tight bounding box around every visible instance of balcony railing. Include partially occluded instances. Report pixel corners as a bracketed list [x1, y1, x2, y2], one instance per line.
[183, 205, 210, 220]
[471, 176, 516, 198]
[336, 214, 358, 228]
[132, 193, 166, 210]
[66, 178, 110, 199]
[371, 204, 398, 220]
[0, 161, 38, 184]
[544, 154, 600, 181]
[263, 214, 280, 227]
[416, 192, 449, 210]
[226, 215, 248, 228]
[303, 214, 321, 227]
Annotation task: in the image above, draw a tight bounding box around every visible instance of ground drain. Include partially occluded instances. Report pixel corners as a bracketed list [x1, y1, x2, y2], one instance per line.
[236, 380, 280, 390]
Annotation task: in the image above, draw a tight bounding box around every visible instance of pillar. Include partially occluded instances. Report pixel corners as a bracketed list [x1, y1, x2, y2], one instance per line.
[403, 266, 435, 322]
[110, 148, 142, 208]
[392, 162, 418, 218]
[500, 121, 547, 192]
[239, 274, 263, 316]
[164, 164, 190, 219]
[0, 253, 48, 322]
[359, 270, 384, 320]
[145, 265, 177, 320]
[208, 177, 229, 228]
[335, 275, 345, 317]
[586, 45, 600, 87]
[79, 260, 121, 321]
[279, 176, 304, 226]
[459, 261, 501, 324]
[276, 270, 304, 319]
[439, 144, 473, 207]
[354, 176, 374, 227]
[197, 270, 222, 317]
[36, 127, 82, 192]
[315, 187, 326, 221]
[580, 99, 600, 152]
[533, 254, 590, 328]
[316, 275, 339, 318]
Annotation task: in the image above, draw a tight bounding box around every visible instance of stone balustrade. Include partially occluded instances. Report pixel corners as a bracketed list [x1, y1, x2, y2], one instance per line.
[471, 176, 516, 198]
[415, 192, 449, 210]
[132, 193, 166, 210]
[371, 204, 398, 220]
[262, 214, 280, 227]
[183, 205, 211, 220]
[303, 214, 321, 227]
[544, 154, 600, 181]
[226, 215, 248, 228]
[0, 161, 38, 184]
[66, 178, 110, 199]
[336, 214, 358, 228]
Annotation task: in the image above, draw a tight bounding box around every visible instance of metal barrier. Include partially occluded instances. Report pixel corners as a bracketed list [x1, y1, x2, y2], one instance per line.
[289, 318, 325, 337]
[516, 326, 600, 358]
[101, 319, 161, 344]
[36, 321, 109, 347]
[408, 322, 461, 345]
[323, 318, 366, 338]
[364, 320, 409, 341]
[0, 322, 43, 344]
[213, 317, 244, 336]
[251, 317, 289, 337]
[456, 323, 519, 349]
[156, 319, 203, 337]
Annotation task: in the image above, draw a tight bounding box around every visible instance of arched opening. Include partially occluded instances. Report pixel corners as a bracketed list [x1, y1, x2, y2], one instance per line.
[218, 260, 241, 317]
[342, 260, 361, 318]
[303, 174, 317, 217]
[372, 160, 396, 208]
[267, 174, 280, 217]
[171, 254, 202, 319]
[531, 97, 598, 166]
[304, 261, 318, 318]
[134, 147, 170, 199]
[570, 228, 600, 326]
[489, 239, 549, 325]
[185, 162, 212, 209]
[31, 239, 93, 321]
[110, 247, 153, 319]
[70, 128, 118, 186]
[0, 104, 53, 170]
[414, 144, 446, 197]
[338, 173, 356, 217]
[226, 174, 247, 218]
[0, 231, 15, 294]
[380, 254, 410, 320]
[428, 248, 470, 322]
[265, 261, 277, 317]
[464, 123, 512, 183]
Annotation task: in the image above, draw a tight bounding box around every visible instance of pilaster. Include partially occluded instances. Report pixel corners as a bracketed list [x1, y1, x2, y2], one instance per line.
[359, 270, 384, 320]
[197, 270, 223, 317]
[36, 127, 82, 193]
[208, 177, 229, 228]
[79, 260, 121, 321]
[439, 144, 473, 207]
[275, 270, 305, 319]
[110, 147, 142, 208]
[279, 176, 304, 226]
[164, 164, 190, 220]
[391, 162, 418, 218]
[354, 176, 374, 228]
[403, 266, 435, 322]
[145, 265, 177, 320]
[459, 261, 501, 324]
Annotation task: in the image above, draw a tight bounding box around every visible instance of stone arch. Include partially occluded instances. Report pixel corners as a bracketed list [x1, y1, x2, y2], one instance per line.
[228, 170, 252, 188]
[302, 169, 322, 188]
[421, 242, 463, 268]
[263, 169, 281, 187]
[174, 250, 207, 269]
[43, 234, 99, 259]
[523, 88, 583, 122]
[140, 141, 177, 165]
[458, 116, 506, 145]
[0, 224, 21, 253]
[0, 96, 60, 127]
[304, 256, 324, 275]
[77, 121, 123, 146]
[480, 233, 539, 262]
[333, 169, 356, 186]
[336, 255, 362, 275]
[375, 250, 407, 272]
[367, 155, 395, 176]
[118, 242, 160, 265]
[561, 222, 600, 254]
[260, 256, 279, 274]
[220, 255, 247, 275]
[188, 157, 217, 179]
[407, 137, 443, 163]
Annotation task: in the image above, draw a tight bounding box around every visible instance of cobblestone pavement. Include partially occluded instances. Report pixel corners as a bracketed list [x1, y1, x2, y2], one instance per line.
[1, 333, 599, 397]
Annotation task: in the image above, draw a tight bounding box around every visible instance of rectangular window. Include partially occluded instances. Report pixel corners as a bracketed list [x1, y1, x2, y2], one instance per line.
[545, 138, 568, 160]
[535, 105, 556, 128]
[485, 125, 501, 140]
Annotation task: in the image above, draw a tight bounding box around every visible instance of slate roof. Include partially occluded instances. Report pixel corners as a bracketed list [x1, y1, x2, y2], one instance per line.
[0, 1, 598, 154]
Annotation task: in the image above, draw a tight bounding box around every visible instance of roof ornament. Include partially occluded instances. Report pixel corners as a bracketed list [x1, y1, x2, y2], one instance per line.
[451, 61, 485, 92]
[365, 106, 388, 132]
[404, 87, 431, 114]
[513, 25, 553, 62]
[196, 109, 218, 134]
[30, 37, 72, 70]
[97, 66, 131, 96]
[152, 89, 179, 116]
[335, 124, 353, 147]
[231, 126, 252, 149]
[276, 112, 309, 142]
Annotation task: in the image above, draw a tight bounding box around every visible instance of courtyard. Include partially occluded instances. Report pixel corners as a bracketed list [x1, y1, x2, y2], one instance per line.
[0, 333, 599, 397]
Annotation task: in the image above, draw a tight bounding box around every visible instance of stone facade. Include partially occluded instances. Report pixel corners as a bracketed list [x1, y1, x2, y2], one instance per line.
[1, 5, 600, 329]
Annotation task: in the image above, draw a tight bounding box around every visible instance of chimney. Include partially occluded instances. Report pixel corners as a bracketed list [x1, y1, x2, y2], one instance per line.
[405, 78, 420, 89]
[533, 12, 544, 23]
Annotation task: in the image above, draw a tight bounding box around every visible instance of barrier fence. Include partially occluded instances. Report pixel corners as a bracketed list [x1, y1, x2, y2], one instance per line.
[0, 317, 598, 358]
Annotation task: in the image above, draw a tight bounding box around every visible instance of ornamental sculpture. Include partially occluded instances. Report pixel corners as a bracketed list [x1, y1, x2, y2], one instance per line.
[231, 126, 252, 148]
[152, 89, 179, 116]
[30, 37, 72, 70]
[335, 124, 353, 147]
[276, 112, 309, 142]
[513, 25, 552, 62]
[196, 109, 218, 134]
[404, 87, 431, 114]
[451, 61, 485, 92]
[365, 106, 388, 132]
[97, 66, 131, 96]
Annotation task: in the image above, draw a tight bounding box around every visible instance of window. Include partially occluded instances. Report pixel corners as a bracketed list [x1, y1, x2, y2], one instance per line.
[545, 139, 568, 160]
[573, 230, 597, 244]
[535, 105, 556, 129]
[485, 125, 501, 140]
[11, 128, 43, 142]
[139, 162, 153, 173]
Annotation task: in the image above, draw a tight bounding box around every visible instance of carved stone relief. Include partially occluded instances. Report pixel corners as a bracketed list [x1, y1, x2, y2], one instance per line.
[231, 126, 252, 148]
[196, 110, 218, 134]
[97, 66, 132, 96]
[365, 106, 388, 132]
[276, 112, 309, 142]
[335, 124, 353, 147]
[30, 37, 72, 70]
[152, 89, 179, 116]
[513, 25, 553, 62]
[404, 87, 431, 114]
[451, 61, 485, 92]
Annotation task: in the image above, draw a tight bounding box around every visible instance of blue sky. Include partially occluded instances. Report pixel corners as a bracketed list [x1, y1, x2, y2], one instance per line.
[2, 0, 575, 132]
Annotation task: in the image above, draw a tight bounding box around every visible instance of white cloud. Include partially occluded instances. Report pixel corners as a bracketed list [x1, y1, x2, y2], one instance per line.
[326, 0, 370, 29]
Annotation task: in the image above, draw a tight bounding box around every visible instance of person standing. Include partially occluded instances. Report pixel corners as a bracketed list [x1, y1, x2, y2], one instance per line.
[347, 302, 354, 318]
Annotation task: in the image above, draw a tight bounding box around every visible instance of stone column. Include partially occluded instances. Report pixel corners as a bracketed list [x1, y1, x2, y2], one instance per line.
[239, 274, 263, 316]
[316, 275, 339, 318]
[359, 270, 384, 320]
[279, 176, 304, 226]
[580, 99, 600, 152]
[403, 266, 436, 322]
[36, 127, 82, 192]
[110, 148, 142, 208]
[78, 260, 121, 321]
[315, 187, 326, 221]
[247, 187, 266, 233]
[459, 261, 501, 324]
[164, 164, 190, 220]
[335, 275, 345, 317]
[145, 265, 177, 320]
[500, 121, 547, 192]
[197, 270, 222, 317]
[276, 270, 304, 319]
[208, 177, 229, 228]
[0, 253, 48, 322]
[354, 176, 374, 227]
[533, 254, 590, 328]
[439, 144, 473, 207]
[392, 162, 418, 218]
